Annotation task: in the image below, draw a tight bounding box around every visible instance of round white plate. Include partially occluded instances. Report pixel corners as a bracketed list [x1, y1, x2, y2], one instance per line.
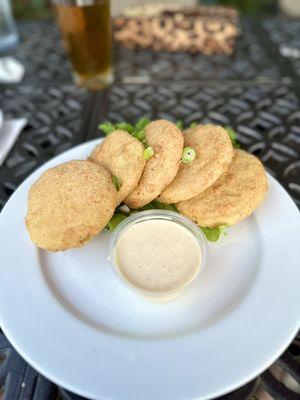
[0, 139, 299, 400]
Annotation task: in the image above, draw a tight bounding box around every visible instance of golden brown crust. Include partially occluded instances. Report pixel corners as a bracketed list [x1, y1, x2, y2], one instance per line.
[89, 130, 146, 205]
[158, 124, 234, 203]
[124, 120, 184, 208]
[177, 149, 268, 227]
[25, 160, 117, 251]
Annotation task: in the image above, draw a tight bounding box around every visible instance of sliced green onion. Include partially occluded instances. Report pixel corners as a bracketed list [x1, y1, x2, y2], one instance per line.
[189, 122, 198, 128]
[112, 175, 122, 191]
[143, 146, 154, 160]
[182, 146, 196, 164]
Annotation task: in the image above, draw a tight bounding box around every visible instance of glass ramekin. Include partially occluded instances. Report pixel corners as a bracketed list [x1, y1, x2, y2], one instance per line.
[108, 210, 208, 302]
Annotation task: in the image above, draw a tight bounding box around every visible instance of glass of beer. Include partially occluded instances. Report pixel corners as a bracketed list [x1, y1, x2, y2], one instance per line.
[53, 0, 113, 90]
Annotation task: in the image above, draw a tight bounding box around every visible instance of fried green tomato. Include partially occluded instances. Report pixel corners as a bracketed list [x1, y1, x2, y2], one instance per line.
[158, 125, 234, 204]
[89, 130, 145, 205]
[124, 120, 184, 209]
[26, 160, 117, 251]
[177, 149, 268, 227]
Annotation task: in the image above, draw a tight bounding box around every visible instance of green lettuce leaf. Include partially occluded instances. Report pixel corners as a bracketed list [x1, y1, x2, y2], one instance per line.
[135, 118, 150, 131]
[98, 118, 151, 144]
[107, 202, 227, 243]
[115, 122, 134, 133]
[225, 127, 240, 148]
[106, 213, 128, 231]
[137, 201, 178, 212]
[112, 175, 121, 191]
[106, 202, 178, 231]
[201, 226, 227, 242]
[98, 122, 116, 136]
[175, 120, 184, 130]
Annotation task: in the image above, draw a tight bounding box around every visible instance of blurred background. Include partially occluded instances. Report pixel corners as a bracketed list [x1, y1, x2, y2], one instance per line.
[11, 0, 300, 19]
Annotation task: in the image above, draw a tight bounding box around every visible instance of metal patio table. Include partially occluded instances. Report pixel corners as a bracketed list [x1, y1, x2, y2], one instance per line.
[0, 17, 299, 400]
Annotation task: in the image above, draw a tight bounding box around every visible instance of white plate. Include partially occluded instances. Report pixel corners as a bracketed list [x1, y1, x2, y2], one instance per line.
[0, 139, 300, 400]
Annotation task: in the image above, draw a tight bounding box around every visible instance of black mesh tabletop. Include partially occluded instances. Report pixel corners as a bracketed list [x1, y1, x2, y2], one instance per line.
[0, 17, 300, 400]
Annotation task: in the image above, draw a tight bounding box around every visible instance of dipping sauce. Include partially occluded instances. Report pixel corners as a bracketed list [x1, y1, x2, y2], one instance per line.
[114, 219, 202, 302]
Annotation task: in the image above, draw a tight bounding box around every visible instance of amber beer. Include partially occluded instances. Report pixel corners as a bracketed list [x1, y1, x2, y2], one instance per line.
[53, 0, 113, 89]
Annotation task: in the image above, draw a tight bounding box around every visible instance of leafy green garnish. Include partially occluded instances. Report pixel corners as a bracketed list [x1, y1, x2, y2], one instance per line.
[135, 118, 150, 131]
[112, 175, 122, 191]
[98, 118, 150, 145]
[107, 201, 227, 243]
[201, 226, 227, 242]
[115, 122, 134, 133]
[133, 118, 150, 142]
[225, 127, 240, 148]
[153, 201, 178, 212]
[143, 146, 154, 160]
[98, 122, 116, 136]
[106, 213, 128, 231]
[133, 129, 145, 141]
[176, 120, 184, 130]
[177, 120, 198, 130]
[137, 201, 178, 213]
[99, 121, 134, 136]
[106, 201, 178, 231]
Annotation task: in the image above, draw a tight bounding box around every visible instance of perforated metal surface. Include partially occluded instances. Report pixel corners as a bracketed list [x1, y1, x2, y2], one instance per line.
[0, 85, 89, 209]
[11, 19, 290, 84]
[262, 18, 300, 79]
[0, 17, 300, 400]
[15, 22, 73, 83]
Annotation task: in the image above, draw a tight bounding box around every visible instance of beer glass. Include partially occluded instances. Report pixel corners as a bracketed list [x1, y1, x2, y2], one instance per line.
[0, 0, 18, 52]
[53, 0, 113, 90]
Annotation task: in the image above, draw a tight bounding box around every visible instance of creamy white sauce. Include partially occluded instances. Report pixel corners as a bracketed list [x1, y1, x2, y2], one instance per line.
[115, 219, 201, 296]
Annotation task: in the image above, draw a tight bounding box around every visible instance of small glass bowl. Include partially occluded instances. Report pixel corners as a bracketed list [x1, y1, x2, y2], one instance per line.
[108, 210, 208, 302]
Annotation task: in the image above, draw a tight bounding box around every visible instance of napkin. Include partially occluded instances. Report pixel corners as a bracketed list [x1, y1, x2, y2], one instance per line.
[0, 115, 27, 167]
[0, 57, 25, 84]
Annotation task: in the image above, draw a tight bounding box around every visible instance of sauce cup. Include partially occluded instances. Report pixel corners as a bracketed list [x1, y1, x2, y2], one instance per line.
[108, 210, 207, 302]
